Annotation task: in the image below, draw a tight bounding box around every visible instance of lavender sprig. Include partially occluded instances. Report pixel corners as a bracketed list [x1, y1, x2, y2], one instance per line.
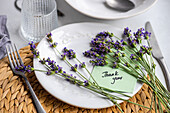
[27, 43, 131, 110]
[46, 33, 101, 88]
[44, 33, 153, 111]
[26, 31, 170, 112]
[29, 41, 39, 58]
[15, 65, 34, 73]
[83, 29, 170, 111]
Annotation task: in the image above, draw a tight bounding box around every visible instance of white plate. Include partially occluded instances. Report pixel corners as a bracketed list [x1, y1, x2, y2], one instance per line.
[65, 0, 157, 19]
[33, 22, 143, 109]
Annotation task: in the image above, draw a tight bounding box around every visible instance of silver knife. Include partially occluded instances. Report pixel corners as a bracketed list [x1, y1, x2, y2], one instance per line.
[145, 21, 170, 91]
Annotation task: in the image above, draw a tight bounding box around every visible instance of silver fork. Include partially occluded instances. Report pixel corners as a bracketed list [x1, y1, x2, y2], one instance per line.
[6, 44, 46, 113]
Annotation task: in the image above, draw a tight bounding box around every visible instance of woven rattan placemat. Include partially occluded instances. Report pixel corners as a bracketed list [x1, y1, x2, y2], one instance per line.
[0, 45, 167, 113]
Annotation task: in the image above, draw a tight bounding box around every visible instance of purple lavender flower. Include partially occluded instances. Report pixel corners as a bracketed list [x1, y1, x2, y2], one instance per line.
[39, 58, 46, 64]
[131, 39, 137, 47]
[85, 32, 113, 55]
[83, 31, 116, 67]
[62, 47, 76, 59]
[27, 65, 33, 73]
[137, 45, 152, 56]
[71, 64, 78, 72]
[63, 73, 79, 85]
[124, 62, 130, 67]
[15, 65, 25, 72]
[47, 33, 52, 37]
[79, 62, 86, 68]
[84, 80, 89, 86]
[121, 39, 128, 45]
[28, 41, 40, 58]
[55, 71, 58, 74]
[124, 27, 148, 47]
[47, 70, 54, 75]
[96, 31, 113, 39]
[133, 28, 145, 39]
[90, 58, 107, 66]
[130, 54, 137, 60]
[58, 65, 63, 73]
[83, 50, 91, 58]
[61, 53, 66, 60]
[50, 42, 58, 48]
[144, 31, 151, 39]
[124, 27, 132, 37]
[112, 62, 119, 68]
[113, 51, 120, 58]
[43, 57, 60, 71]
[112, 40, 126, 51]
[16, 65, 34, 73]
[46, 33, 53, 43]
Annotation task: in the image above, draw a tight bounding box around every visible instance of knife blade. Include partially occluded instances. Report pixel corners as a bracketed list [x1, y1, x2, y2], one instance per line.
[145, 21, 170, 91]
[146, 22, 163, 59]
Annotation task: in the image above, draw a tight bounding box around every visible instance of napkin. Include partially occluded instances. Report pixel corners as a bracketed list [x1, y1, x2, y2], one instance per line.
[0, 15, 11, 60]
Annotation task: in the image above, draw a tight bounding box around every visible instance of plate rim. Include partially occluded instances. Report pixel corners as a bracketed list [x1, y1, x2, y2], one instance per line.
[65, 0, 158, 20]
[33, 22, 143, 109]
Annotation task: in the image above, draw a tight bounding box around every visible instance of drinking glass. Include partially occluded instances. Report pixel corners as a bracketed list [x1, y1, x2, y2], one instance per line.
[20, 0, 58, 42]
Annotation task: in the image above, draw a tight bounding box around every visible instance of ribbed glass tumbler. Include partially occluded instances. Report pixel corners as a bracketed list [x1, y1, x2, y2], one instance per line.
[20, 0, 58, 42]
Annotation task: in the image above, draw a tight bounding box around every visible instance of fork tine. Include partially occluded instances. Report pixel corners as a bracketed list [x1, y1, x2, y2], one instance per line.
[6, 45, 15, 70]
[8, 45, 17, 68]
[14, 44, 24, 66]
[11, 44, 20, 66]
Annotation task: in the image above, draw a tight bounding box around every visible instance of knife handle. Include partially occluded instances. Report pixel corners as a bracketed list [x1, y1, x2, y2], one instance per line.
[156, 58, 170, 91]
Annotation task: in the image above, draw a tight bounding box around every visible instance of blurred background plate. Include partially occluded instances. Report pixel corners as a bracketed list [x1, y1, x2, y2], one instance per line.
[65, 0, 157, 20]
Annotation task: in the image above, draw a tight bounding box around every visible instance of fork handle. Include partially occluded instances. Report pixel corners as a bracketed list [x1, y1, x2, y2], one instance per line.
[24, 76, 46, 113]
[156, 58, 170, 91]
